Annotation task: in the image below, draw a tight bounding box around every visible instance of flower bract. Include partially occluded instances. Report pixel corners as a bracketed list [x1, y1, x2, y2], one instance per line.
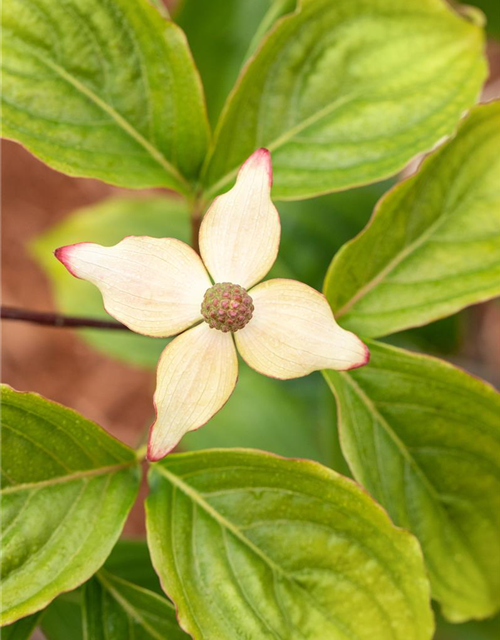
[56, 149, 369, 460]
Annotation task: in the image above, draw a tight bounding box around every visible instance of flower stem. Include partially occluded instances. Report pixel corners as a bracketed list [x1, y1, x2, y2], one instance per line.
[190, 194, 207, 255]
[191, 209, 202, 254]
[1, 306, 130, 331]
[135, 443, 148, 461]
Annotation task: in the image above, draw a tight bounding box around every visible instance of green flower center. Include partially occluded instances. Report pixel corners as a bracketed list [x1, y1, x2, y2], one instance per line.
[201, 283, 254, 333]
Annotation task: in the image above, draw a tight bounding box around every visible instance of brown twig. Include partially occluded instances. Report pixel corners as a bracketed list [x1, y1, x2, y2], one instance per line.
[1, 306, 130, 331]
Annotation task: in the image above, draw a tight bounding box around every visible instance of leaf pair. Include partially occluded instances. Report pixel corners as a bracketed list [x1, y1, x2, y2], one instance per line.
[1, 0, 487, 200]
[1, 386, 435, 639]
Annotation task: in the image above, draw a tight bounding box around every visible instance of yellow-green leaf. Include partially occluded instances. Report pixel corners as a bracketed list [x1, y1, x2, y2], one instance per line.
[1, 0, 209, 192]
[325, 102, 500, 338]
[324, 341, 500, 622]
[204, 0, 486, 200]
[146, 449, 434, 640]
[0, 386, 141, 625]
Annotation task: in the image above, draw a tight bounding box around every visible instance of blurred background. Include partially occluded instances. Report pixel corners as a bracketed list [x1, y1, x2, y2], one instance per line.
[2, 2, 500, 637]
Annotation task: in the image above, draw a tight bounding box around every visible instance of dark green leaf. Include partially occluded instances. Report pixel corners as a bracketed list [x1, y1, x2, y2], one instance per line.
[41, 539, 162, 640]
[175, 0, 295, 126]
[434, 609, 500, 639]
[462, 0, 500, 38]
[275, 181, 390, 289]
[182, 364, 341, 468]
[104, 539, 162, 595]
[41, 592, 83, 640]
[1, 611, 43, 640]
[82, 571, 188, 640]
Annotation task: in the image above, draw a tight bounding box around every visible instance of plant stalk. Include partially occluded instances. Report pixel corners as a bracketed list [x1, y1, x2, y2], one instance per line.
[1, 306, 130, 331]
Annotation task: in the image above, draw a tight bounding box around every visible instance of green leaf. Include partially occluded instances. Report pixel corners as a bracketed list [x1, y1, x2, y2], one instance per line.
[82, 571, 188, 640]
[275, 181, 391, 289]
[203, 0, 486, 200]
[325, 101, 500, 338]
[1, 611, 44, 640]
[324, 340, 500, 622]
[388, 315, 464, 357]
[434, 609, 500, 640]
[146, 449, 434, 640]
[462, 0, 500, 38]
[1, 0, 209, 192]
[31, 196, 190, 368]
[104, 539, 163, 595]
[244, 0, 298, 62]
[41, 591, 83, 640]
[41, 539, 163, 640]
[0, 386, 141, 625]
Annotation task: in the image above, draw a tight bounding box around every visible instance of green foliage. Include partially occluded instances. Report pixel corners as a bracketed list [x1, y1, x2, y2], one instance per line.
[83, 571, 188, 640]
[463, 0, 500, 38]
[104, 539, 163, 595]
[324, 341, 500, 622]
[0, 386, 141, 625]
[41, 539, 164, 640]
[31, 197, 190, 367]
[1, 611, 44, 640]
[244, 0, 298, 61]
[182, 365, 340, 467]
[325, 102, 500, 338]
[146, 449, 434, 640]
[1, 0, 498, 636]
[174, 0, 285, 126]
[203, 0, 486, 200]
[41, 592, 83, 640]
[1, 0, 209, 192]
[435, 609, 500, 640]
[275, 182, 390, 289]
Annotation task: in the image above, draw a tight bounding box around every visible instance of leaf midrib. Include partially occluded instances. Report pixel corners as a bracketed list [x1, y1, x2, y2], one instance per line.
[1, 461, 137, 495]
[157, 465, 285, 575]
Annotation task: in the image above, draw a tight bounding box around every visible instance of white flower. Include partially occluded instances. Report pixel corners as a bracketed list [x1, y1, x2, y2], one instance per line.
[55, 150, 369, 460]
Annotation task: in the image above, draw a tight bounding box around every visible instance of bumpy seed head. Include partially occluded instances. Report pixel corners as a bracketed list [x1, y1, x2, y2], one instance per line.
[201, 283, 254, 333]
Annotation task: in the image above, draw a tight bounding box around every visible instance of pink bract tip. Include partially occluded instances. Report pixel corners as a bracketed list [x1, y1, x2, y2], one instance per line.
[54, 245, 77, 278]
[240, 148, 273, 188]
[348, 342, 371, 370]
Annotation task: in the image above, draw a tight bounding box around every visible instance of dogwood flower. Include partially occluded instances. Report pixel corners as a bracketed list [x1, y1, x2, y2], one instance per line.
[55, 149, 369, 460]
